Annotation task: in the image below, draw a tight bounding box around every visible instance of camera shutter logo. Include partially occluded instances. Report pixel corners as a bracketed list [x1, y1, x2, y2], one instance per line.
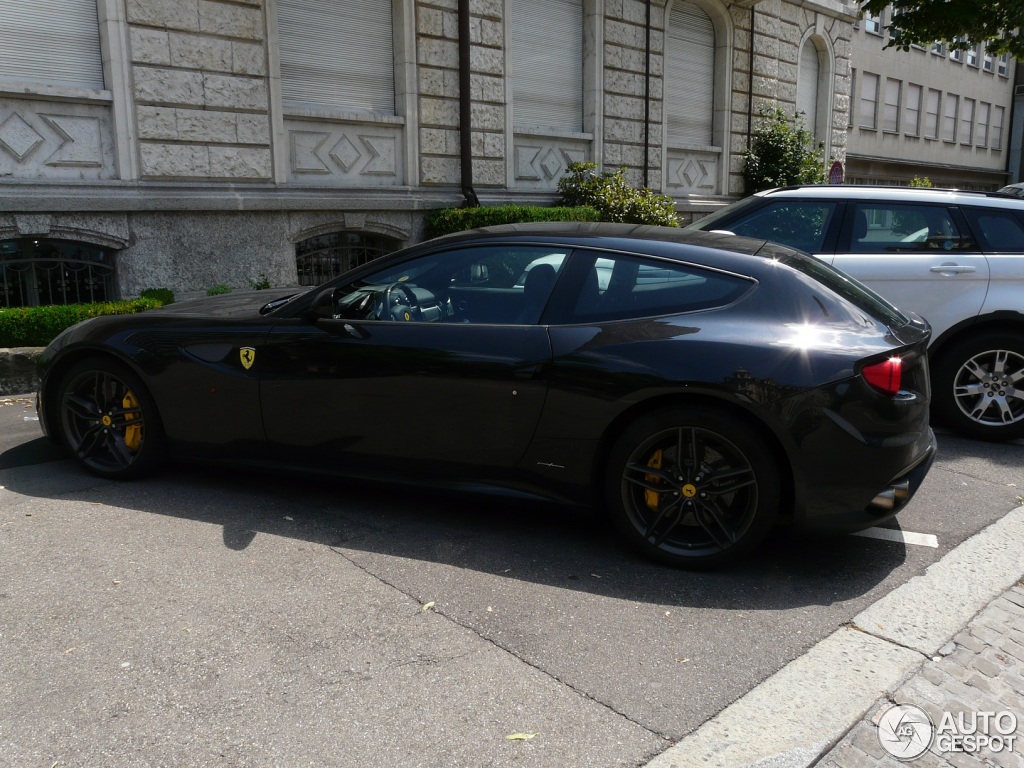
[877, 704, 934, 760]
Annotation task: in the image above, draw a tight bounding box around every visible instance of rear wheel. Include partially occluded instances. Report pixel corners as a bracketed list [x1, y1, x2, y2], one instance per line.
[604, 406, 780, 568]
[933, 333, 1024, 441]
[57, 358, 164, 478]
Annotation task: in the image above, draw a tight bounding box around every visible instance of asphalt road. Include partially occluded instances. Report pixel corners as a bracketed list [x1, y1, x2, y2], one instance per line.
[1, 393, 1022, 767]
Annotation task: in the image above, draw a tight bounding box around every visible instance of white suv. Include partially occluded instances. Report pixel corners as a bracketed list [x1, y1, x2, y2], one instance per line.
[688, 185, 1024, 441]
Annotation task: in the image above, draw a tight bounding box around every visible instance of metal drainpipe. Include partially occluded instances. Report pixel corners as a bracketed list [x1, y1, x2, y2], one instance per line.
[644, 0, 651, 187]
[746, 5, 756, 149]
[458, 0, 480, 207]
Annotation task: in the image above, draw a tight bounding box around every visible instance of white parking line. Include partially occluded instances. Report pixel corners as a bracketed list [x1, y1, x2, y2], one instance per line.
[851, 527, 938, 548]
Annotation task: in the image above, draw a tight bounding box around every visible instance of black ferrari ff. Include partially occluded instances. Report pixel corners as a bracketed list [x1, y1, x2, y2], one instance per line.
[36, 223, 936, 568]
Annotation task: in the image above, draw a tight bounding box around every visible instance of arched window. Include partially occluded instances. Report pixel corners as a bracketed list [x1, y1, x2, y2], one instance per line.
[295, 232, 401, 287]
[665, 2, 715, 147]
[797, 39, 820, 138]
[0, 238, 116, 308]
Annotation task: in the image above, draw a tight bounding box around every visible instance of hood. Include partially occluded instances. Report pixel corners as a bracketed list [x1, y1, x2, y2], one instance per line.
[150, 288, 306, 318]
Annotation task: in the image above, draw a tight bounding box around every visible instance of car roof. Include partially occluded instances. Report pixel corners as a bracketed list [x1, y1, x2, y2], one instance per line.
[423, 221, 773, 258]
[753, 184, 1024, 207]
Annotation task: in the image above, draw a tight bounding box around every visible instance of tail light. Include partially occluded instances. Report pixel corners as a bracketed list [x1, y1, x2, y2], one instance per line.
[863, 357, 902, 396]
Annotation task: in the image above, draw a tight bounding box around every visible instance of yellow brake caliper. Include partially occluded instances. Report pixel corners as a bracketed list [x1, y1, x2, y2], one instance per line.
[644, 449, 663, 511]
[122, 390, 143, 452]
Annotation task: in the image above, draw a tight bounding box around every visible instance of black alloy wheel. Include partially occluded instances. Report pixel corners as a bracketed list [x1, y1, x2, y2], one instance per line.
[57, 359, 164, 478]
[933, 332, 1024, 441]
[605, 406, 780, 568]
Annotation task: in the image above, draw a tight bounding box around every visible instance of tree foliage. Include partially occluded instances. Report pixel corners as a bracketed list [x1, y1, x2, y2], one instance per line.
[742, 107, 826, 194]
[862, 0, 1024, 58]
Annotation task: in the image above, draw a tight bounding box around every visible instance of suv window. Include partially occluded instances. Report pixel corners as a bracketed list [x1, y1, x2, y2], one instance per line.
[718, 201, 837, 254]
[960, 207, 1024, 252]
[847, 203, 973, 253]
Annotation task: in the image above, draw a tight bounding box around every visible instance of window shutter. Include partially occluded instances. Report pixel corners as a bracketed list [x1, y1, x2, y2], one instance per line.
[665, 3, 715, 146]
[510, 0, 583, 132]
[0, 0, 103, 89]
[277, 0, 395, 114]
[797, 41, 819, 134]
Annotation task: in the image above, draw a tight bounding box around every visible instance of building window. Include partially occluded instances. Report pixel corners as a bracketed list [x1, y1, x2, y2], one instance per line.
[967, 45, 979, 67]
[848, 69, 857, 128]
[797, 38, 824, 139]
[983, 48, 995, 72]
[511, 0, 584, 133]
[924, 88, 940, 139]
[0, 239, 115, 309]
[295, 232, 400, 287]
[977, 102, 990, 147]
[860, 72, 879, 129]
[883, 78, 900, 133]
[998, 54, 1010, 77]
[993, 106, 1005, 149]
[942, 94, 958, 142]
[904, 84, 922, 136]
[950, 46, 964, 63]
[277, 0, 396, 114]
[0, 1, 104, 90]
[665, 2, 716, 147]
[930, 41, 945, 56]
[960, 98, 975, 144]
[863, 9, 881, 34]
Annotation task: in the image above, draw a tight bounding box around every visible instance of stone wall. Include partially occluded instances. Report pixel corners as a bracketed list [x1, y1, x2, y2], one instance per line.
[127, 0, 272, 180]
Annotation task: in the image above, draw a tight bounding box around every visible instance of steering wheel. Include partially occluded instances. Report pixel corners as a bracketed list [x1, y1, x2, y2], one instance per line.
[382, 281, 421, 321]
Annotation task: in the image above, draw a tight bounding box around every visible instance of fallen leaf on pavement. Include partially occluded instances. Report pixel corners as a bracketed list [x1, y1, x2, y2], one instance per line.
[421, 601, 435, 612]
[506, 733, 537, 741]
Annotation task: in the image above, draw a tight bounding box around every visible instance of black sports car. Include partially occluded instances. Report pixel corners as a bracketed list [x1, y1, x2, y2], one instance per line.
[36, 223, 936, 568]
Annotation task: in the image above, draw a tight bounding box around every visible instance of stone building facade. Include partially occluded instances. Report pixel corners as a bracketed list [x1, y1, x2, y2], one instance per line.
[0, 0, 857, 305]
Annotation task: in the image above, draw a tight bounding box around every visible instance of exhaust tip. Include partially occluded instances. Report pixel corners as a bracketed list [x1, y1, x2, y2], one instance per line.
[869, 480, 912, 512]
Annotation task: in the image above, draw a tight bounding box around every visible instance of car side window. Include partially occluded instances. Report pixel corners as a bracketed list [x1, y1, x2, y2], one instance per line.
[847, 203, 973, 253]
[557, 251, 752, 323]
[327, 245, 571, 324]
[960, 207, 1024, 252]
[721, 201, 837, 254]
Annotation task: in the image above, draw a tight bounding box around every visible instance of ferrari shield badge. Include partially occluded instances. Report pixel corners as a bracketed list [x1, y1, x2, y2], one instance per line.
[239, 347, 256, 370]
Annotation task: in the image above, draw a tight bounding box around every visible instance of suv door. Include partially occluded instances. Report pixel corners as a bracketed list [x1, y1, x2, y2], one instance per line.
[830, 201, 989, 341]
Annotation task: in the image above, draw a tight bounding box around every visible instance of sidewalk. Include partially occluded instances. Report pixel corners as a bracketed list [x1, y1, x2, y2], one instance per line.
[820, 584, 1024, 767]
[646, 506, 1024, 768]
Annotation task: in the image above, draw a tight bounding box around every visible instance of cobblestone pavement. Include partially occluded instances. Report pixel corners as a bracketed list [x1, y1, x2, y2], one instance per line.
[818, 583, 1024, 768]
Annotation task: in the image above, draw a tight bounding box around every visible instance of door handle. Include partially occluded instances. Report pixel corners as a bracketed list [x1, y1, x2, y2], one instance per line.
[929, 265, 976, 274]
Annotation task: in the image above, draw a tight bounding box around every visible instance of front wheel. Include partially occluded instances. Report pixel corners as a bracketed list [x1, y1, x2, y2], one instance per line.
[604, 407, 780, 569]
[932, 333, 1024, 441]
[57, 358, 165, 478]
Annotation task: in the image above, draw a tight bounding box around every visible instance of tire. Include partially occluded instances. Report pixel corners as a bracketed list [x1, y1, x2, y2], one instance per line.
[56, 358, 165, 479]
[604, 406, 780, 569]
[932, 333, 1024, 441]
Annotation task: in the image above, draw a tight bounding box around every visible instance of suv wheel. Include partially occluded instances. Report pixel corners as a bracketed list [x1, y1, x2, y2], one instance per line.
[933, 332, 1024, 441]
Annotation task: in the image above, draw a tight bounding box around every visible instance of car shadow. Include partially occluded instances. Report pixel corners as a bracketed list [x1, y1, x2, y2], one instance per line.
[0, 441, 910, 611]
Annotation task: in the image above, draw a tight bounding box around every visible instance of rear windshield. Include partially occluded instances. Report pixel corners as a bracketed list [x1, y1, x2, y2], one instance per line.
[766, 245, 909, 327]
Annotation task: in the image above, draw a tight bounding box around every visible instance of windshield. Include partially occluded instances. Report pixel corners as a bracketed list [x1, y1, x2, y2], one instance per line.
[683, 196, 766, 231]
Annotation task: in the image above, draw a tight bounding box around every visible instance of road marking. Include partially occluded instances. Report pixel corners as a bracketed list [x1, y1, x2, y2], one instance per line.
[851, 527, 938, 547]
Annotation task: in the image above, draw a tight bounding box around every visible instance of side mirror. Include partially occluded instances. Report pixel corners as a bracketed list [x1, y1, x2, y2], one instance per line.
[310, 287, 337, 319]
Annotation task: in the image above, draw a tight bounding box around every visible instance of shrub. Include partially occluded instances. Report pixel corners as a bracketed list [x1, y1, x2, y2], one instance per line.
[556, 162, 680, 226]
[140, 287, 174, 305]
[909, 176, 933, 187]
[424, 204, 600, 239]
[0, 298, 162, 347]
[743, 106, 826, 193]
[249, 274, 271, 290]
[207, 284, 232, 296]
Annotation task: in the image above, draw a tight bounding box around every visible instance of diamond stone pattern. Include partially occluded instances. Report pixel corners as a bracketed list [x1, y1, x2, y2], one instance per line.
[0, 112, 43, 162]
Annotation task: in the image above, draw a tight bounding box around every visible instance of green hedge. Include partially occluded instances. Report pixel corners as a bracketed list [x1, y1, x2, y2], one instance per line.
[424, 204, 600, 239]
[0, 298, 163, 347]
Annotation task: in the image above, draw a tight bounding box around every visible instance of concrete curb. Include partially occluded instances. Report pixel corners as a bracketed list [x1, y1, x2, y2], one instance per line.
[645, 506, 1024, 768]
[0, 348, 43, 396]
